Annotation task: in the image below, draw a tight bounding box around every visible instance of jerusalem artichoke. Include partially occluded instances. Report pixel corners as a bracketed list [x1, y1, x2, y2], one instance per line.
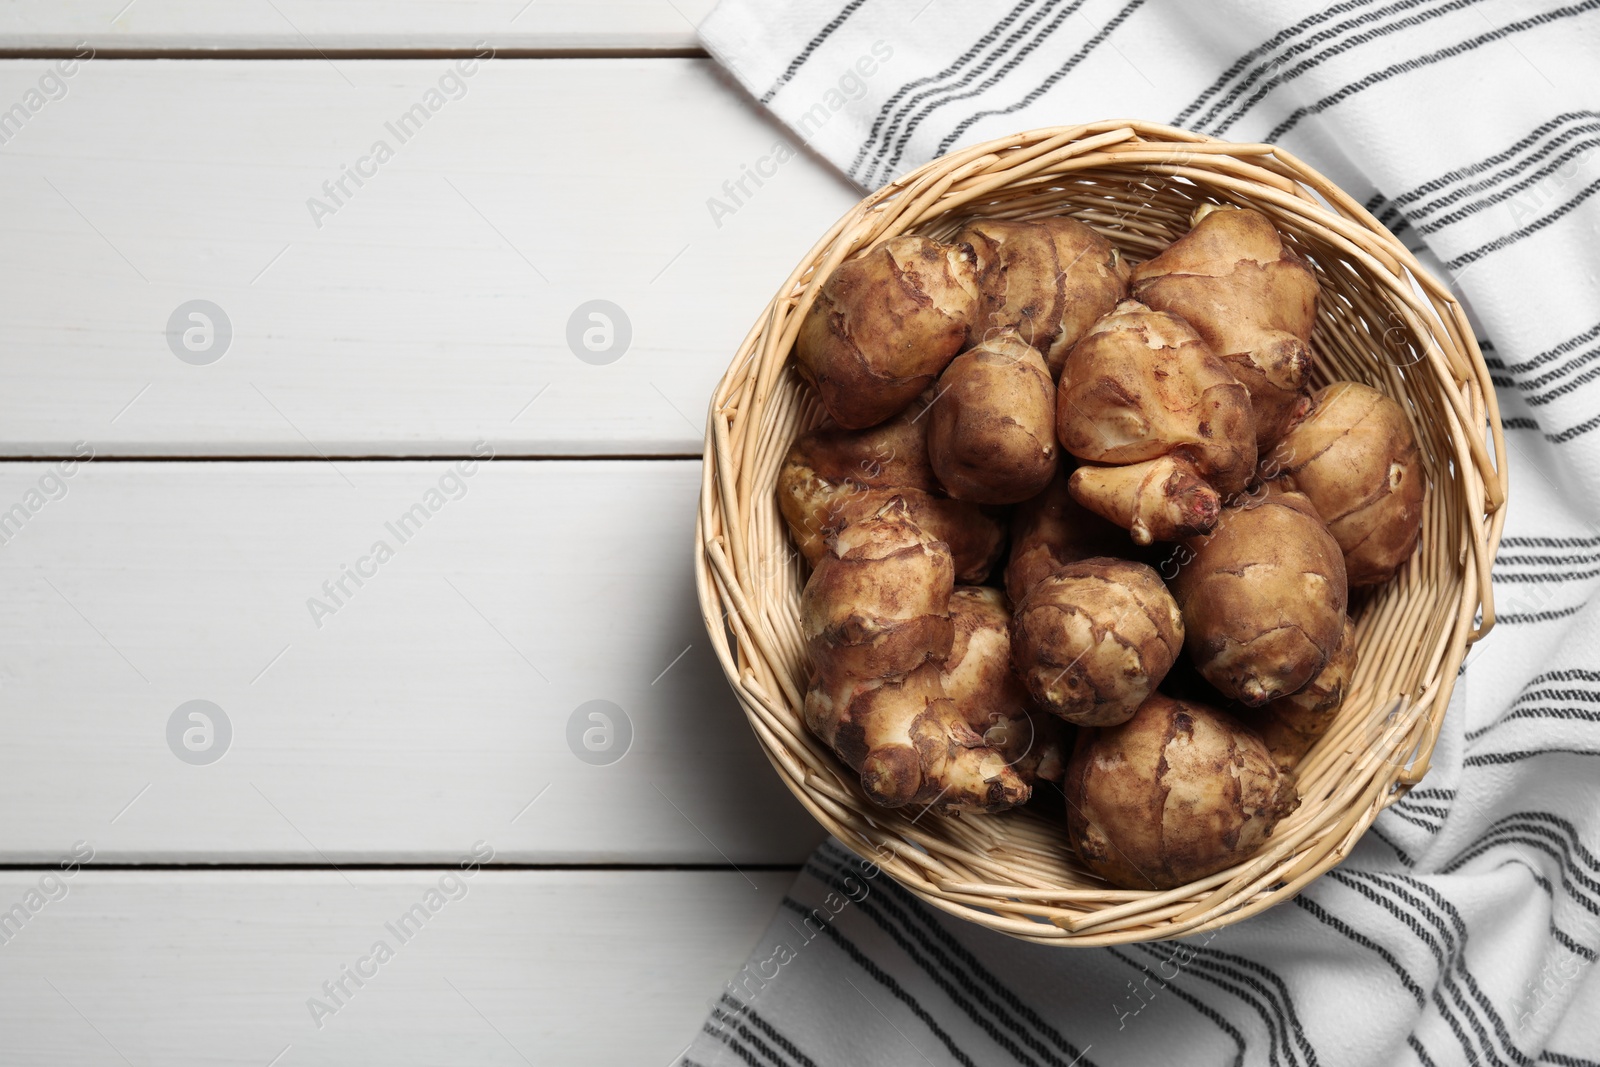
[1057, 300, 1256, 543]
[1132, 205, 1319, 447]
[1065, 693, 1300, 889]
[1171, 488, 1347, 706]
[801, 501, 1030, 813]
[928, 330, 1058, 505]
[943, 587, 1067, 784]
[1258, 617, 1358, 770]
[1011, 557, 1183, 727]
[777, 393, 1005, 583]
[795, 235, 979, 429]
[1263, 381, 1425, 586]
[1003, 466, 1130, 605]
[957, 216, 1130, 377]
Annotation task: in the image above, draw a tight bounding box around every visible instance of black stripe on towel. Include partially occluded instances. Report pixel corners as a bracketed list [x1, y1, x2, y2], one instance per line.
[1416, 130, 1600, 234]
[1465, 747, 1600, 766]
[1467, 704, 1600, 743]
[1546, 410, 1600, 444]
[874, 0, 1095, 186]
[777, 896, 982, 1067]
[1410, 876, 1545, 1067]
[1367, 823, 1420, 866]
[1444, 176, 1600, 271]
[1294, 889, 1428, 1006]
[1443, 814, 1600, 915]
[1326, 869, 1516, 1067]
[709, 1004, 796, 1067]
[1493, 568, 1600, 582]
[849, 0, 1066, 184]
[1541, 1051, 1600, 1066]
[1487, 320, 1600, 382]
[1460, 823, 1600, 915]
[809, 846, 1095, 1067]
[1265, 2, 1600, 142]
[1206, 0, 1486, 137]
[1176, 0, 1400, 129]
[1365, 189, 1420, 241]
[1385, 803, 1446, 834]
[1496, 552, 1600, 566]
[1501, 537, 1600, 550]
[1380, 810, 1595, 964]
[1496, 605, 1584, 625]
[1410, 1035, 1442, 1067]
[722, 999, 819, 1067]
[1391, 111, 1600, 210]
[932, 0, 1148, 161]
[757, 0, 871, 105]
[1130, 941, 1318, 1067]
[705, 1015, 782, 1067]
[1401, 112, 1600, 224]
[1513, 337, 1600, 404]
[1107, 946, 1248, 1067]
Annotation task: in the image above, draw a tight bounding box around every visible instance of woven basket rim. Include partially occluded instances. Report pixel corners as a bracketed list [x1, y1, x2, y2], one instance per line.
[695, 119, 1508, 945]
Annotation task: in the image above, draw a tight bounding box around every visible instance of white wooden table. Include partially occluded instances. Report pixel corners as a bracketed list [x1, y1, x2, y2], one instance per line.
[0, 5, 858, 1062]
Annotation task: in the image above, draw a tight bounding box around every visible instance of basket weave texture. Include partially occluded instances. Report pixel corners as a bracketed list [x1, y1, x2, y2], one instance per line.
[695, 120, 1508, 945]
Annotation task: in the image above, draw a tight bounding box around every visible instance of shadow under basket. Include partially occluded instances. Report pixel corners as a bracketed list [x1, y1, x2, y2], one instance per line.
[695, 120, 1508, 945]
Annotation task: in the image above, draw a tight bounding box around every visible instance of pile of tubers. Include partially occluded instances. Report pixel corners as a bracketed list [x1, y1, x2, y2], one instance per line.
[782, 207, 1426, 890]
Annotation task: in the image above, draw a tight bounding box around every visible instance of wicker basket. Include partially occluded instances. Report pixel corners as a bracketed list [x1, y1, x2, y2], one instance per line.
[695, 120, 1507, 945]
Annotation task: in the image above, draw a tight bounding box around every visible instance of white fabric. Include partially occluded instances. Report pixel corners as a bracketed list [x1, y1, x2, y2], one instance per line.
[689, 3, 1600, 1065]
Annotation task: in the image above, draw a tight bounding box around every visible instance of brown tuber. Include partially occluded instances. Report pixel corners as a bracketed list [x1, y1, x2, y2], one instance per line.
[1057, 300, 1257, 544]
[1065, 693, 1300, 889]
[1132, 205, 1319, 447]
[957, 216, 1131, 377]
[1067, 457, 1220, 548]
[1258, 616, 1358, 771]
[796, 235, 980, 429]
[1171, 488, 1347, 706]
[1011, 558, 1184, 727]
[801, 501, 1030, 813]
[777, 394, 1005, 583]
[1263, 381, 1426, 586]
[928, 329, 1059, 504]
[942, 587, 1067, 784]
[1004, 467, 1131, 605]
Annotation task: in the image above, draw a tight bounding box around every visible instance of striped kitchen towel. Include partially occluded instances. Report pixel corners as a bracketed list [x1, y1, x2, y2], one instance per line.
[686, 2, 1600, 1066]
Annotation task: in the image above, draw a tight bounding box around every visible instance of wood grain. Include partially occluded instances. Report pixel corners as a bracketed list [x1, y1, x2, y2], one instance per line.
[0, 459, 823, 863]
[0, 868, 788, 1065]
[0, 59, 859, 457]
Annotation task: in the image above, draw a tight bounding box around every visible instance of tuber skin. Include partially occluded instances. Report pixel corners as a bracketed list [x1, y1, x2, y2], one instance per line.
[1132, 205, 1319, 447]
[1171, 488, 1348, 707]
[943, 587, 1067, 784]
[801, 501, 1030, 813]
[1259, 617, 1358, 771]
[1011, 557, 1184, 727]
[928, 329, 1059, 505]
[1004, 466, 1131, 605]
[1065, 693, 1300, 889]
[1262, 381, 1426, 587]
[1057, 300, 1257, 544]
[795, 235, 979, 429]
[957, 216, 1131, 378]
[777, 393, 1005, 583]
[1068, 457, 1221, 547]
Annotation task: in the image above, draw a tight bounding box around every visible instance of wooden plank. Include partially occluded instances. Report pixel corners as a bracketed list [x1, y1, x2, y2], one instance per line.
[0, 1, 717, 52]
[0, 869, 786, 1065]
[0, 459, 824, 863]
[0, 59, 859, 457]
